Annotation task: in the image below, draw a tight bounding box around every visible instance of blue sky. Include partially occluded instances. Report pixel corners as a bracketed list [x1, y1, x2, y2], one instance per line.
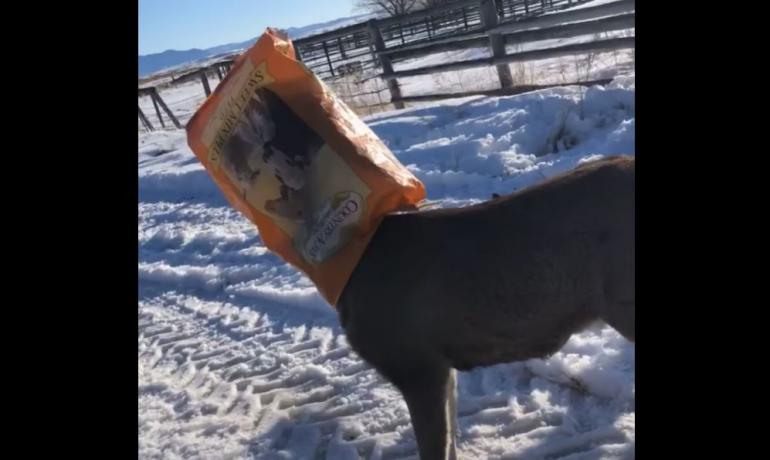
[139, 0, 356, 55]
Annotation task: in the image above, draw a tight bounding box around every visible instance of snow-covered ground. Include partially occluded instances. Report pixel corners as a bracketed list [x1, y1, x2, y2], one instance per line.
[139, 75, 635, 459]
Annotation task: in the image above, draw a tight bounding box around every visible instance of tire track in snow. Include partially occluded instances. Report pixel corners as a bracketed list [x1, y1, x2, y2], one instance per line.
[139, 293, 633, 459]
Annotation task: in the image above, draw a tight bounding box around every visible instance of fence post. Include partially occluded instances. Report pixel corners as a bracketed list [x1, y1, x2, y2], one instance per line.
[524, 0, 530, 15]
[322, 41, 335, 76]
[337, 37, 347, 59]
[151, 88, 182, 129]
[151, 93, 166, 128]
[462, 7, 469, 29]
[215, 65, 223, 80]
[368, 20, 404, 110]
[480, 0, 513, 89]
[425, 17, 432, 39]
[138, 106, 154, 131]
[199, 70, 211, 96]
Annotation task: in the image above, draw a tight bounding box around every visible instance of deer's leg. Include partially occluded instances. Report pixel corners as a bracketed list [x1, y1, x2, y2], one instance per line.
[395, 364, 458, 460]
[447, 368, 458, 451]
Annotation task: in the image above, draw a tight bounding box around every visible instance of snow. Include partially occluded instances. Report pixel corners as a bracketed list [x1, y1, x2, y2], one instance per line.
[139, 75, 634, 459]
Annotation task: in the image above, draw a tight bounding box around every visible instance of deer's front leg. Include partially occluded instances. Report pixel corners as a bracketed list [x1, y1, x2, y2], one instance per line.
[397, 365, 458, 460]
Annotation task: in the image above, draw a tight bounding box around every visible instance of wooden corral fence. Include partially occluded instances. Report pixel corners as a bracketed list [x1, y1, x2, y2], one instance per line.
[138, 86, 181, 131]
[138, 58, 235, 131]
[294, 0, 634, 109]
[169, 60, 236, 97]
[139, 0, 634, 130]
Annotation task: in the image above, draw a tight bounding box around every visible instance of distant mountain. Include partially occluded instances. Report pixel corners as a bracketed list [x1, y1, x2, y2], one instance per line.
[139, 14, 373, 77]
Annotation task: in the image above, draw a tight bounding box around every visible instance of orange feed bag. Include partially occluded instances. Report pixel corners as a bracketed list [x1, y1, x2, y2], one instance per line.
[186, 29, 426, 306]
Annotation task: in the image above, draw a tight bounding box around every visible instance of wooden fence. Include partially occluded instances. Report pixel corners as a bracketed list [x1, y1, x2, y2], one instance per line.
[139, 0, 634, 130]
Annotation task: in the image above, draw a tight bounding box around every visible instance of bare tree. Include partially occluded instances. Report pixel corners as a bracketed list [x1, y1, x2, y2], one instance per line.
[354, 0, 420, 17]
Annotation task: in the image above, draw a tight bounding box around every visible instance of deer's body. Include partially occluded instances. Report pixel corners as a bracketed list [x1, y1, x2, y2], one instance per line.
[338, 156, 635, 459]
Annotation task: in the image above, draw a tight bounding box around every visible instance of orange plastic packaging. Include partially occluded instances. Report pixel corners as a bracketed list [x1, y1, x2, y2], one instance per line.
[186, 29, 426, 306]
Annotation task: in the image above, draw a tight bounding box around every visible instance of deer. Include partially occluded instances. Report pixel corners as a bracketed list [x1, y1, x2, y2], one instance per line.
[337, 155, 635, 460]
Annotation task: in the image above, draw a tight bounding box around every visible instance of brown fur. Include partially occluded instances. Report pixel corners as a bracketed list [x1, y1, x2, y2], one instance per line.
[337, 156, 635, 459]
